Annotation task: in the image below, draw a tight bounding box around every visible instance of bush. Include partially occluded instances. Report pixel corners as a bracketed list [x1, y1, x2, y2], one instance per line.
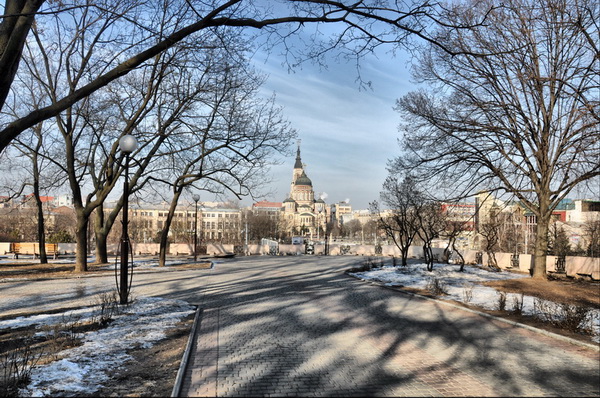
[426, 277, 448, 296]
[91, 291, 123, 326]
[47, 230, 74, 243]
[462, 283, 474, 303]
[0, 341, 43, 396]
[510, 294, 525, 315]
[496, 292, 507, 311]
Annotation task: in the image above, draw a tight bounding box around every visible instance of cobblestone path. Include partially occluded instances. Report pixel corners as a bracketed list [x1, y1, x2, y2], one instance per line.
[180, 257, 600, 397]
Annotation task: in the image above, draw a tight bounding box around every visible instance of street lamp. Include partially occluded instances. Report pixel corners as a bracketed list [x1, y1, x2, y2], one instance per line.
[317, 208, 322, 241]
[192, 194, 200, 262]
[117, 134, 137, 305]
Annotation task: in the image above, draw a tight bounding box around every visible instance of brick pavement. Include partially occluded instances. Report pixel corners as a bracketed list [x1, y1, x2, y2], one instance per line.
[1, 256, 598, 397]
[178, 257, 600, 397]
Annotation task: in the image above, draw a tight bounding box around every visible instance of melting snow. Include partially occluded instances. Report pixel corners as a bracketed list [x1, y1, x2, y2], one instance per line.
[0, 297, 195, 397]
[350, 263, 599, 343]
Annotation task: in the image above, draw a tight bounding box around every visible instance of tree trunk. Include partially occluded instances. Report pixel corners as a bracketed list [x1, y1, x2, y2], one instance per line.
[31, 124, 47, 263]
[400, 246, 409, 266]
[0, 0, 44, 112]
[35, 195, 48, 263]
[74, 215, 88, 272]
[487, 251, 499, 270]
[158, 227, 168, 267]
[94, 207, 109, 264]
[158, 189, 183, 267]
[95, 227, 109, 264]
[424, 243, 433, 271]
[442, 239, 453, 264]
[532, 214, 550, 279]
[452, 240, 465, 271]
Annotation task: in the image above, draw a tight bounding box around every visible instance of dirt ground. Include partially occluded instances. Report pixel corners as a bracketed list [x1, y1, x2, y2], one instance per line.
[1, 260, 599, 396]
[80, 314, 195, 397]
[0, 260, 209, 397]
[483, 274, 600, 308]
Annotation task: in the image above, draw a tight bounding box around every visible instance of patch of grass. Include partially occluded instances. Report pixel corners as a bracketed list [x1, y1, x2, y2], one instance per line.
[0, 292, 134, 395]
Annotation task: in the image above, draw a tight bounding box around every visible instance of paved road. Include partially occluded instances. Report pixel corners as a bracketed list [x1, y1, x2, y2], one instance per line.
[1, 256, 599, 397]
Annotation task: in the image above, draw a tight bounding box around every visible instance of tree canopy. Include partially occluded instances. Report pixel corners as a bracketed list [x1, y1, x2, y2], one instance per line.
[0, 0, 483, 153]
[394, 0, 599, 278]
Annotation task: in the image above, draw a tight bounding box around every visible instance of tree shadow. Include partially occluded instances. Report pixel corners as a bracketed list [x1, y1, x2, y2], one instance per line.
[176, 256, 600, 397]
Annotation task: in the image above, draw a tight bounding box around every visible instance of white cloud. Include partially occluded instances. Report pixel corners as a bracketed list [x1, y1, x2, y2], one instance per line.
[254, 51, 412, 209]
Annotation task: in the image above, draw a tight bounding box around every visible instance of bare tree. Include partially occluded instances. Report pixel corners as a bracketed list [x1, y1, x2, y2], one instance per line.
[582, 219, 600, 258]
[246, 211, 279, 243]
[371, 174, 422, 266]
[15, 123, 52, 262]
[395, 0, 599, 279]
[0, 0, 494, 153]
[8, 71, 64, 263]
[478, 208, 501, 270]
[441, 220, 468, 271]
[496, 211, 523, 255]
[415, 201, 446, 271]
[15, 5, 134, 271]
[152, 84, 295, 266]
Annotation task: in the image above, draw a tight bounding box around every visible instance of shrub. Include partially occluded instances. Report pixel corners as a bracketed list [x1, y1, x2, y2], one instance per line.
[91, 291, 122, 326]
[462, 283, 474, 303]
[0, 342, 43, 396]
[426, 277, 448, 296]
[46, 230, 74, 243]
[43, 313, 83, 360]
[496, 292, 507, 311]
[510, 294, 525, 315]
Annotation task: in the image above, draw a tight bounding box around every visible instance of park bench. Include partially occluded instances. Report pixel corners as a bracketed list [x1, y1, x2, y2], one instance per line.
[8, 242, 59, 259]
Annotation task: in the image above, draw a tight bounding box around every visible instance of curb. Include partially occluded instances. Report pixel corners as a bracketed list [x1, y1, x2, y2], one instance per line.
[171, 307, 203, 397]
[348, 273, 600, 352]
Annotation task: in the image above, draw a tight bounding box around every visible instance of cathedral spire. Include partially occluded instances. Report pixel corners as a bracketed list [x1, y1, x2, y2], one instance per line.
[294, 140, 303, 169]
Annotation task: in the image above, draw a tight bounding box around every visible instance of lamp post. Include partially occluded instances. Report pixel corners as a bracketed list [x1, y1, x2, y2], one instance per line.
[117, 134, 137, 305]
[192, 194, 200, 262]
[317, 209, 322, 241]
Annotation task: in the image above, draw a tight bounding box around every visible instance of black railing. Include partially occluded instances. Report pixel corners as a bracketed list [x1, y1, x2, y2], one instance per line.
[510, 253, 519, 268]
[555, 255, 566, 273]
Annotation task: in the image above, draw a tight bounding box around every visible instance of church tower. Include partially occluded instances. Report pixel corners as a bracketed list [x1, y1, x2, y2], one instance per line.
[281, 141, 327, 240]
[290, 144, 314, 206]
[291, 144, 304, 190]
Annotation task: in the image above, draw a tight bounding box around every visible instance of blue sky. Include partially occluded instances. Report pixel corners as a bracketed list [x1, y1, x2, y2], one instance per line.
[247, 50, 416, 210]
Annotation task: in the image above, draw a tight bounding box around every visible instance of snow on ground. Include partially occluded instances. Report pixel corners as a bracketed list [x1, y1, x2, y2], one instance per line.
[350, 263, 600, 343]
[1, 259, 597, 396]
[0, 296, 195, 397]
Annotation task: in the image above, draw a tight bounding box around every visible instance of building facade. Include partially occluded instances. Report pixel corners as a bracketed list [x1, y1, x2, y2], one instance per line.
[280, 145, 329, 239]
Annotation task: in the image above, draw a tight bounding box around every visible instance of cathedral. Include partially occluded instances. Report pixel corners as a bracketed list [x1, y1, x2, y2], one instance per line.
[281, 145, 328, 239]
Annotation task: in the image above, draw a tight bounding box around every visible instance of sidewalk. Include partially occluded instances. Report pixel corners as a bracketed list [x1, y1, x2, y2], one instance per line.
[176, 257, 600, 397]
